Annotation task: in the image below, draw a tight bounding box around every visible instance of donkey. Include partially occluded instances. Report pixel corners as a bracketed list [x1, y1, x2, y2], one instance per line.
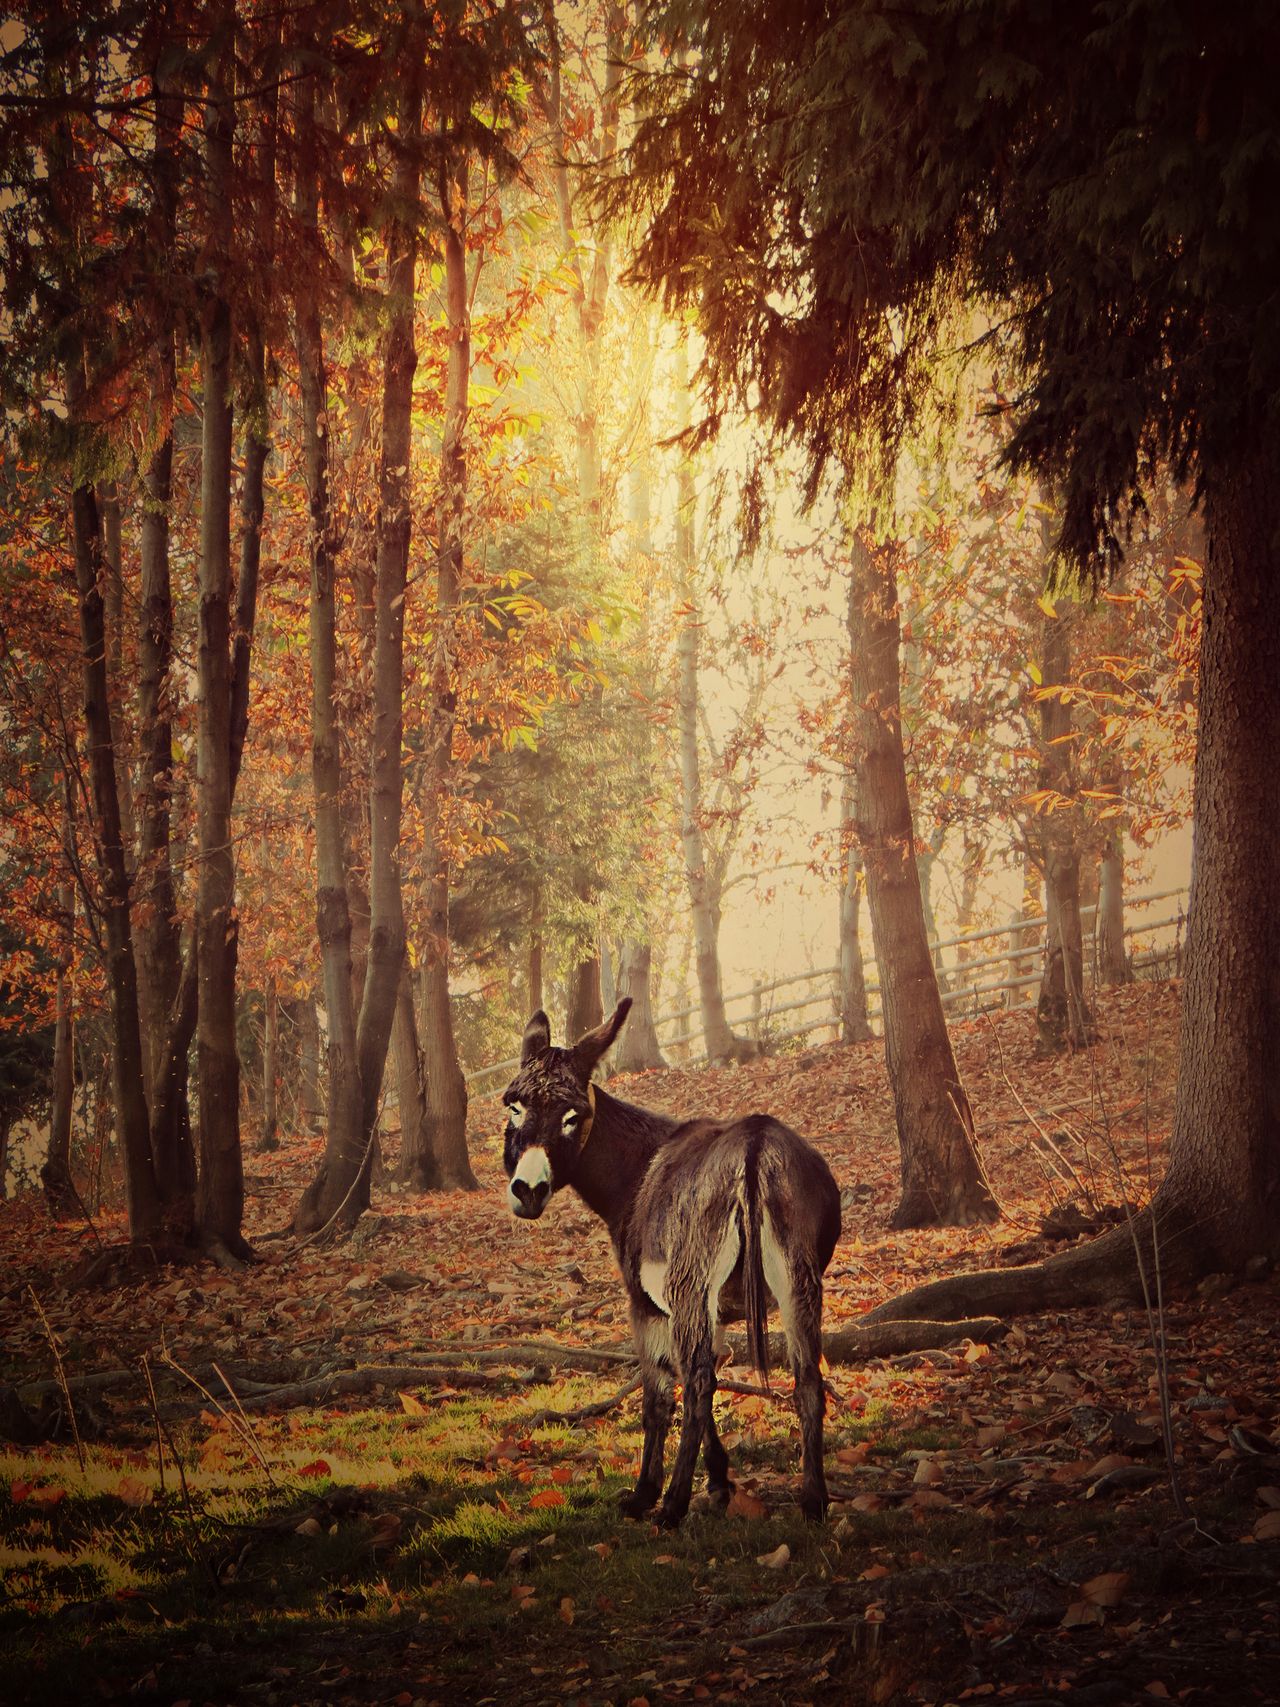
[501, 997, 841, 1527]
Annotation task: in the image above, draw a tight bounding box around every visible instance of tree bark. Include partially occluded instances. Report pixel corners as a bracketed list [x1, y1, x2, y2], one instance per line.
[297, 995, 323, 1133]
[415, 148, 475, 1193]
[846, 527, 998, 1228]
[567, 952, 604, 1042]
[292, 108, 365, 1235]
[1096, 825, 1129, 985]
[673, 336, 744, 1066]
[393, 965, 442, 1190]
[839, 770, 875, 1043]
[614, 941, 666, 1071]
[257, 975, 279, 1153]
[70, 480, 162, 1242]
[193, 29, 247, 1258]
[1034, 598, 1094, 1050]
[42, 874, 78, 1217]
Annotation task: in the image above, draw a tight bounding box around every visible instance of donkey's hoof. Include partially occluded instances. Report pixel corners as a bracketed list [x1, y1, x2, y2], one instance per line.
[799, 1488, 829, 1522]
[654, 1500, 688, 1530]
[707, 1480, 734, 1509]
[618, 1484, 659, 1519]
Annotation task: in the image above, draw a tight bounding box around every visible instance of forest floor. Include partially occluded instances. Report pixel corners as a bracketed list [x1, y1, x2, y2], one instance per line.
[1, 978, 1278, 1707]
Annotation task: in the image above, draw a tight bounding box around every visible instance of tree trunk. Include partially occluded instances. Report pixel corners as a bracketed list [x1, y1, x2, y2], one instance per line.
[846, 527, 998, 1228]
[297, 995, 323, 1132]
[1034, 599, 1094, 1050]
[673, 337, 742, 1066]
[415, 153, 476, 1193]
[393, 965, 441, 1189]
[42, 875, 78, 1217]
[528, 886, 544, 1013]
[257, 975, 279, 1153]
[1158, 429, 1280, 1265]
[70, 480, 162, 1242]
[567, 952, 604, 1042]
[292, 112, 365, 1235]
[1096, 826, 1129, 985]
[614, 941, 666, 1071]
[839, 771, 875, 1043]
[866, 429, 1280, 1325]
[193, 32, 247, 1259]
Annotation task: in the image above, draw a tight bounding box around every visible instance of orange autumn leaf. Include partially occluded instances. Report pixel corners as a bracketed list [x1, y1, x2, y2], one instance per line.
[529, 1488, 565, 1510]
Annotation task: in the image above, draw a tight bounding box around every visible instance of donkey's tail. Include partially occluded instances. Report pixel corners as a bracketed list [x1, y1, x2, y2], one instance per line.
[741, 1128, 770, 1384]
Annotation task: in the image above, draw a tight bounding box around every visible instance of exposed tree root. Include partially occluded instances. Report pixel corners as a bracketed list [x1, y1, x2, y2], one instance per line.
[862, 1204, 1205, 1326]
[722, 1316, 1009, 1370]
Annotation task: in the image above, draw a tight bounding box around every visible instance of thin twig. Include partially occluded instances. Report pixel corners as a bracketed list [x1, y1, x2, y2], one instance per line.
[211, 1362, 277, 1485]
[159, 1348, 276, 1486]
[28, 1285, 84, 1471]
[139, 1354, 166, 1496]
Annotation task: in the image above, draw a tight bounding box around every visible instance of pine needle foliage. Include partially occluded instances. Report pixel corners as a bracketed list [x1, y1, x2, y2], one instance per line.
[615, 0, 1280, 575]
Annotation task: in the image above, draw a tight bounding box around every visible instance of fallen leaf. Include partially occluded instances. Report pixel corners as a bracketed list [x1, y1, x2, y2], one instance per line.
[1082, 1570, 1131, 1607]
[295, 1517, 323, 1538]
[756, 1543, 791, 1569]
[1061, 1600, 1104, 1629]
[529, 1488, 564, 1510]
[858, 1563, 892, 1581]
[727, 1489, 768, 1519]
[559, 1595, 575, 1624]
[296, 1459, 331, 1479]
[398, 1391, 428, 1417]
[1253, 1510, 1280, 1540]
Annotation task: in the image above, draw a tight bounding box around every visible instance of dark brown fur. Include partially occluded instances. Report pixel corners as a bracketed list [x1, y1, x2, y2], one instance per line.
[500, 1000, 841, 1526]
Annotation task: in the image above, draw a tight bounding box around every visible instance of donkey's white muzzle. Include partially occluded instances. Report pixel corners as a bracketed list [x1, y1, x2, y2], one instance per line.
[508, 1146, 551, 1219]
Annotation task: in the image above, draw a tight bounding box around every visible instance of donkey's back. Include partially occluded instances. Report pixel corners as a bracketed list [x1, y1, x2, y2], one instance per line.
[626, 1113, 840, 1350]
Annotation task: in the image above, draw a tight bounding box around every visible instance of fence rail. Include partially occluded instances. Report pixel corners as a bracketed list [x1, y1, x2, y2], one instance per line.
[465, 886, 1187, 1089]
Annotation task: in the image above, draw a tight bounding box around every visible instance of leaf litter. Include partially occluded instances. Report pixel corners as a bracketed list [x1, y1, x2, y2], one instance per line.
[0, 981, 1278, 1703]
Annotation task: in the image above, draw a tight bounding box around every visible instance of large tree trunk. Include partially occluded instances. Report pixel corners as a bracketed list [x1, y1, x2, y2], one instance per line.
[70, 480, 162, 1242]
[867, 431, 1280, 1325]
[846, 528, 998, 1228]
[50, 74, 161, 1245]
[415, 152, 476, 1193]
[839, 770, 875, 1043]
[1034, 599, 1094, 1050]
[566, 951, 604, 1042]
[193, 31, 247, 1259]
[136, 34, 194, 1224]
[614, 941, 666, 1071]
[292, 114, 365, 1235]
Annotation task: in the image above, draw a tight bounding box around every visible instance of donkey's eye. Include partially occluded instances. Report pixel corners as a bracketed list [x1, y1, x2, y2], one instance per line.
[561, 1109, 580, 1134]
[507, 1101, 526, 1128]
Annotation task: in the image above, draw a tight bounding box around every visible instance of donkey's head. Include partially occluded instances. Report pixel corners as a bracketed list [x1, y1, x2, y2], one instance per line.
[501, 998, 632, 1219]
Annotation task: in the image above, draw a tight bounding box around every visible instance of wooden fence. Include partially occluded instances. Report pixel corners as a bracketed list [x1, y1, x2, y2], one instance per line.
[465, 885, 1187, 1089]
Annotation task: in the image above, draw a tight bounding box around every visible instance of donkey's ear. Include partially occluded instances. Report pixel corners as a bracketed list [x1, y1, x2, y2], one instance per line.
[571, 998, 632, 1073]
[521, 1010, 552, 1063]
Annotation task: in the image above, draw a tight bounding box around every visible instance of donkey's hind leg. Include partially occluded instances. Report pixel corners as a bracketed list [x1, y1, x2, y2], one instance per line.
[620, 1305, 675, 1518]
[762, 1233, 829, 1520]
[655, 1308, 715, 1528]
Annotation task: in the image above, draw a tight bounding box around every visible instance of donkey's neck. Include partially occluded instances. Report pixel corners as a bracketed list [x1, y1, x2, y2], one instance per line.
[570, 1085, 678, 1234]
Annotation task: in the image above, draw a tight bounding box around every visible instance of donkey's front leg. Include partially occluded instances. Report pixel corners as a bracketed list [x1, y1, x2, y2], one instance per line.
[619, 1308, 674, 1519]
